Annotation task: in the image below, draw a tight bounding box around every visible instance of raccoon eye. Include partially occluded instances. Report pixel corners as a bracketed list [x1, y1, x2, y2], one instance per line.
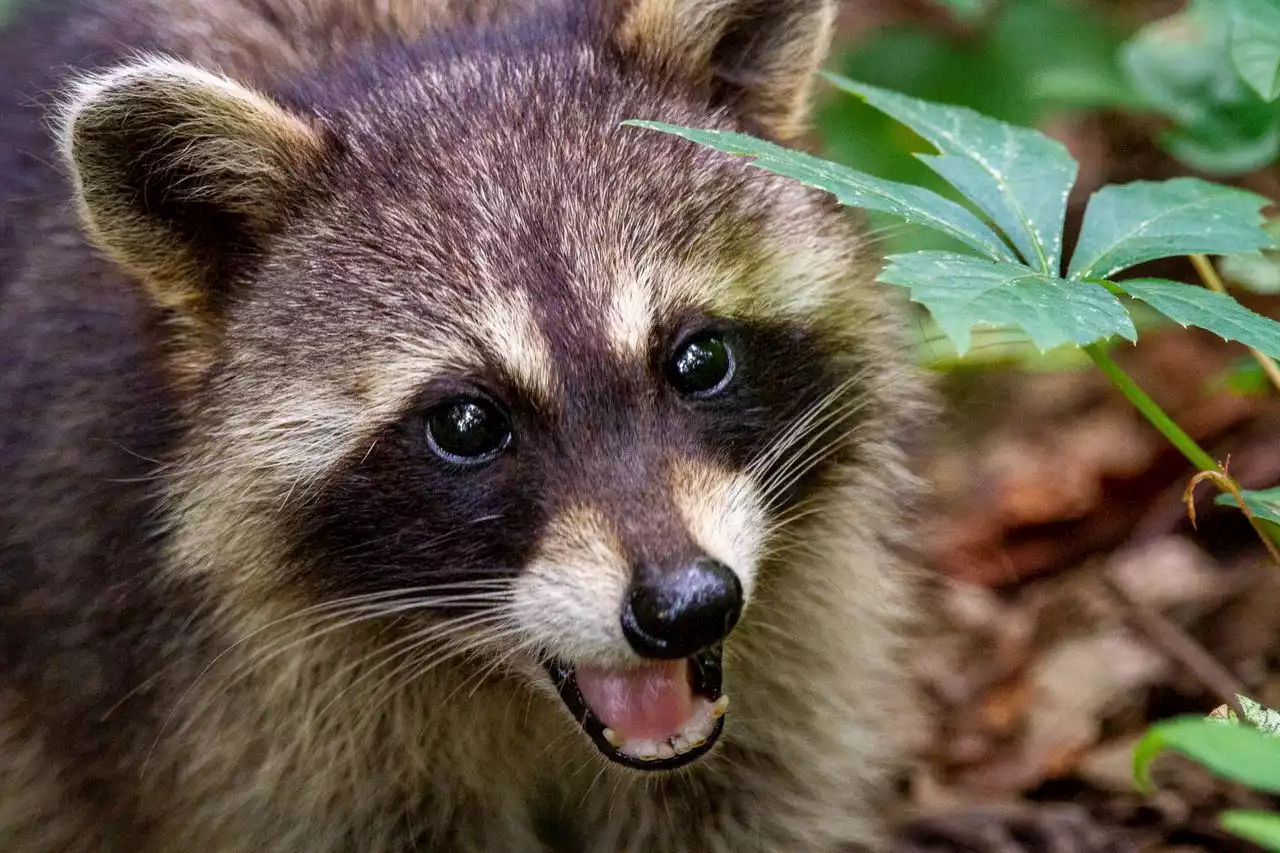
[424, 399, 512, 465]
[667, 331, 735, 398]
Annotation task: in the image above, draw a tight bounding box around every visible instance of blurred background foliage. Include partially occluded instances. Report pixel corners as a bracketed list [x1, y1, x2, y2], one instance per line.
[817, 0, 1280, 370]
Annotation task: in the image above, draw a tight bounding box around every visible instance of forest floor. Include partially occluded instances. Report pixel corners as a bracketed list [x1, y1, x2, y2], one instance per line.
[889, 321, 1280, 853]
[816, 3, 1280, 849]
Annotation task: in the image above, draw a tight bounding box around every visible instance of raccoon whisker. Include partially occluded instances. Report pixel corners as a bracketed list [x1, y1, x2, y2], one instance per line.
[323, 515, 507, 559]
[440, 634, 536, 710]
[164, 598, 515, 740]
[743, 380, 880, 509]
[741, 386, 846, 484]
[332, 590, 520, 613]
[356, 628, 527, 730]
[566, 751, 606, 790]
[752, 553, 852, 601]
[145, 604, 400, 763]
[765, 379, 878, 474]
[465, 634, 543, 701]
[861, 221, 919, 242]
[754, 400, 868, 506]
[283, 469, 340, 512]
[351, 639, 483, 732]
[360, 616, 522, 677]
[742, 373, 867, 483]
[289, 465, 342, 510]
[759, 420, 861, 502]
[460, 644, 523, 701]
[232, 603, 517, 696]
[760, 498, 830, 542]
[278, 473, 304, 511]
[293, 580, 521, 611]
[578, 761, 613, 810]
[606, 773, 627, 832]
[225, 582, 518, 642]
[103, 587, 490, 721]
[174, 624, 434, 733]
[91, 438, 168, 466]
[726, 384, 863, 524]
[754, 372, 893, 497]
[759, 422, 873, 510]
[321, 608, 515, 687]
[759, 409, 862, 501]
[312, 613, 516, 726]
[539, 713, 592, 763]
[190, 612, 519, 742]
[760, 533, 828, 564]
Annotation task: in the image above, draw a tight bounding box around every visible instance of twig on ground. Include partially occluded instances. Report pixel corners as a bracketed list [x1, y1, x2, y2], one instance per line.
[1102, 575, 1247, 719]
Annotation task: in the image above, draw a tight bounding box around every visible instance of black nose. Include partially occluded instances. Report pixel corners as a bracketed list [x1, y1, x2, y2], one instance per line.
[621, 559, 743, 659]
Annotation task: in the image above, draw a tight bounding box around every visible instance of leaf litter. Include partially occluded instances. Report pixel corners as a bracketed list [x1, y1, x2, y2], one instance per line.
[892, 321, 1280, 853]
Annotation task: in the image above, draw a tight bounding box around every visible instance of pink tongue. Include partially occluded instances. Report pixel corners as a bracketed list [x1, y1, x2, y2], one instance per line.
[574, 660, 694, 741]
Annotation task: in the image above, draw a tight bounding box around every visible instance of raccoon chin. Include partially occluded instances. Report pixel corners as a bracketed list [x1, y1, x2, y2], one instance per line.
[547, 647, 727, 771]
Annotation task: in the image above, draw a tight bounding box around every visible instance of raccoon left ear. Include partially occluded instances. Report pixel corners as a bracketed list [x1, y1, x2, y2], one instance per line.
[58, 57, 326, 328]
[613, 0, 836, 140]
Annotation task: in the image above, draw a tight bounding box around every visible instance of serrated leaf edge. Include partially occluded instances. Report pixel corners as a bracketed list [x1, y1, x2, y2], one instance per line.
[824, 72, 1072, 275]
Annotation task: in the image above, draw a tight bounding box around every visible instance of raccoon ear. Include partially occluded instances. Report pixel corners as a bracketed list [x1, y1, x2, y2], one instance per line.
[613, 0, 836, 140]
[58, 58, 325, 324]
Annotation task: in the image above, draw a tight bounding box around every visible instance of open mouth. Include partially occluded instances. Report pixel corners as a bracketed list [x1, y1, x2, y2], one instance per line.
[547, 646, 727, 771]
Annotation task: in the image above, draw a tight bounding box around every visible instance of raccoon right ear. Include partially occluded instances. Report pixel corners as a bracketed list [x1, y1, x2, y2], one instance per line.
[613, 0, 837, 140]
[58, 58, 325, 326]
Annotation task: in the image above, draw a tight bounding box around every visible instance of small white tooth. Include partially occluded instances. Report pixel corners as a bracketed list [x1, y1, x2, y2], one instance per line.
[683, 733, 706, 749]
[627, 739, 660, 760]
[712, 695, 730, 717]
[657, 743, 676, 759]
[602, 728, 623, 748]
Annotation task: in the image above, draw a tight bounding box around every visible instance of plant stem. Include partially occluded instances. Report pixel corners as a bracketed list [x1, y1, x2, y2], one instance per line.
[1084, 344, 1221, 473]
[1190, 254, 1280, 394]
[1086, 343, 1280, 557]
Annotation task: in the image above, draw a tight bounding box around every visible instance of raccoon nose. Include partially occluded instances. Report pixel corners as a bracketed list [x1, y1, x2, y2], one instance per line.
[621, 559, 743, 660]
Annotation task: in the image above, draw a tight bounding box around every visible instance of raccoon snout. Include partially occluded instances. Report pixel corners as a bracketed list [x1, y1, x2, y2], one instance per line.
[621, 559, 743, 660]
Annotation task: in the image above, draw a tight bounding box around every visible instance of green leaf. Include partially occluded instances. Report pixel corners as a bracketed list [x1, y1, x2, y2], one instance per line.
[1122, 2, 1280, 176]
[825, 75, 1077, 276]
[1239, 696, 1280, 734]
[1222, 811, 1280, 852]
[879, 251, 1136, 355]
[1216, 486, 1280, 523]
[1111, 278, 1280, 358]
[1134, 716, 1280, 792]
[1069, 179, 1273, 280]
[1230, 0, 1280, 102]
[623, 122, 1015, 262]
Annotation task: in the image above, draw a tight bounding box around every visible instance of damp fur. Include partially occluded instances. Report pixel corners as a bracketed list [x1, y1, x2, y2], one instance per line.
[0, 1, 933, 850]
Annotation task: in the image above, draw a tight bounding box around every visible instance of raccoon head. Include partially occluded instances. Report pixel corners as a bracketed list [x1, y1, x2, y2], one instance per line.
[58, 0, 913, 772]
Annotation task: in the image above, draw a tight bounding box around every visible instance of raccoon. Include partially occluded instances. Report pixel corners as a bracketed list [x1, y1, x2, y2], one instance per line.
[0, 0, 930, 850]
